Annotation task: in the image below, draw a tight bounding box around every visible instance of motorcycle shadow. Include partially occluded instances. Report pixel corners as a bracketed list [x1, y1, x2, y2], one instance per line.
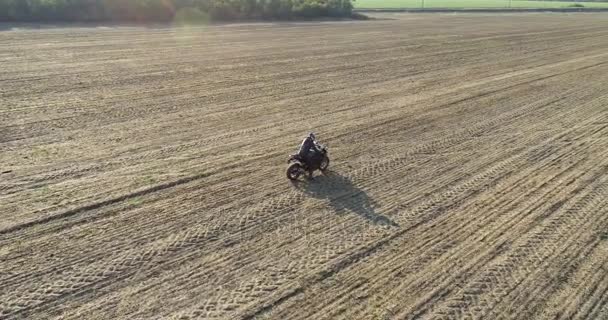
[291, 171, 399, 228]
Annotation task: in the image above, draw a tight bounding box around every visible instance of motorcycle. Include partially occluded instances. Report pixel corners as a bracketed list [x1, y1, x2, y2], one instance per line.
[286, 143, 330, 180]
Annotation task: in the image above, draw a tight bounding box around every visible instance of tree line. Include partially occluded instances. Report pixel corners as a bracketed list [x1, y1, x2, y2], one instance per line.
[0, 0, 355, 22]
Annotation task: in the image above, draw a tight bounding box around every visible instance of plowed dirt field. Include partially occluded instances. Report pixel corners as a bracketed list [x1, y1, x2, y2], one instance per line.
[2, 13, 608, 320]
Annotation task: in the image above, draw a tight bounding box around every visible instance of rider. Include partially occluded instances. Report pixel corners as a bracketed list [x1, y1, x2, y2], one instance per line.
[298, 132, 321, 178]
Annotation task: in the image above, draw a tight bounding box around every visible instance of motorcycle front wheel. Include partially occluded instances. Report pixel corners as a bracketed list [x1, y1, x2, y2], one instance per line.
[286, 163, 303, 180]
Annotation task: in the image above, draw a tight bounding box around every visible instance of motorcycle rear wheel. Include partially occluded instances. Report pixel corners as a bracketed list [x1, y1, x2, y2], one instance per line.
[319, 156, 330, 172]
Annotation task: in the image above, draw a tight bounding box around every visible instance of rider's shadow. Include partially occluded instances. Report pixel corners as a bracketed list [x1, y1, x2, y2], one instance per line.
[292, 171, 399, 228]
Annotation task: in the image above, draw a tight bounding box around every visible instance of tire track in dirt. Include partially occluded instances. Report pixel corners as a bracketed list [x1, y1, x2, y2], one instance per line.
[46, 74, 608, 318]
[2, 67, 588, 252]
[417, 169, 608, 320]
[3, 46, 605, 237]
[3, 14, 608, 319]
[257, 97, 608, 320]
[0, 72, 581, 319]
[3, 36, 604, 220]
[240, 106, 608, 320]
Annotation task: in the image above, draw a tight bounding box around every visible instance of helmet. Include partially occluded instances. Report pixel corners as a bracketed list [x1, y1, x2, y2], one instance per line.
[308, 132, 316, 140]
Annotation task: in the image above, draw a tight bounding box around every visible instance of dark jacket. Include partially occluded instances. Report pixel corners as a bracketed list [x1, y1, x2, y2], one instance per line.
[298, 136, 317, 158]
